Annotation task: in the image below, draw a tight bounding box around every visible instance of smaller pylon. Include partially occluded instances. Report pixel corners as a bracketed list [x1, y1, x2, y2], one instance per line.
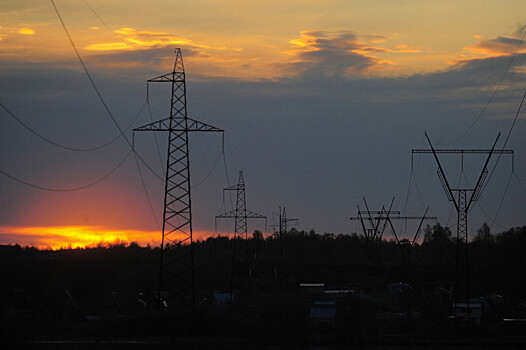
[350, 197, 399, 244]
[215, 171, 266, 312]
[216, 171, 267, 242]
[270, 206, 299, 238]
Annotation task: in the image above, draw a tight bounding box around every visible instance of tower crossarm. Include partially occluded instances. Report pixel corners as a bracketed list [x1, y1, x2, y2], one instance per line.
[215, 210, 266, 219]
[215, 210, 266, 220]
[350, 210, 401, 218]
[147, 72, 185, 83]
[353, 215, 436, 221]
[216, 209, 238, 219]
[246, 210, 267, 219]
[412, 149, 513, 154]
[134, 117, 223, 133]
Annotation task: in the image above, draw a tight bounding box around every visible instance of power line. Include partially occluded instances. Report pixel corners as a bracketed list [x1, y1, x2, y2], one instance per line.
[50, 0, 164, 183]
[192, 150, 224, 188]
[514, 172, 526, 194]
[488, 172, 513, 232]
[81, 0, 173, 59]
[476, 202, 508, 231]
[0, 100, 146, 152]
[50, 0, 128, 147]
[478, 90, 524, 197]
[147, 97, 165, 174]
[133, 151, 161, 231]
[0, 149, 132, 192]
[444, 30, 526, 145]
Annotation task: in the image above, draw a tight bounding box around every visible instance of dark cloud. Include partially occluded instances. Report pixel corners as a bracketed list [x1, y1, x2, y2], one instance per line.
[286, 30, 382, 78]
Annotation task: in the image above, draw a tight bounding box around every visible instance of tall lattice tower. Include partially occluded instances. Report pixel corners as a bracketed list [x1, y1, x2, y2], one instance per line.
[412, 132, 513, 318]
[134, 49, 223, 307]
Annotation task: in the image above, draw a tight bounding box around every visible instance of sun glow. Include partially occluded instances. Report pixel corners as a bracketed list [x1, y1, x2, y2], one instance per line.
[0, 226, 220, 250]
[0, 226, 159, 250]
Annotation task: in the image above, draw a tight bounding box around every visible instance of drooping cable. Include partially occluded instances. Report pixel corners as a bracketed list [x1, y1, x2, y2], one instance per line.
[50, 0, 128, 147]
[1, 99, 146, 152]
[133, 151, 161, 231]
[222, 145, 235, 211]
[488, 172, 513, 231]
[412, 175, 427, 211]
[444, 30, 526, 145]
[80, 0, 172, 59]
[50, 0, 164, 183]
[478, 90, 525, 197]
[514, 172, 526, 194]
[0, 149, 132, 191]
[462, 170, 508, 231]
[146, 93, 165, 174]
[192, 132, 224, 189]
[402, 136, 425, 233]
[476, 202, 508, 231]
[192, 150, 223, 188]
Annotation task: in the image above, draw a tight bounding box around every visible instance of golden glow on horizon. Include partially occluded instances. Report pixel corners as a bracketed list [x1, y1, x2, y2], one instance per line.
[0, 226, 219, 250]
[18, 28, 35, 35]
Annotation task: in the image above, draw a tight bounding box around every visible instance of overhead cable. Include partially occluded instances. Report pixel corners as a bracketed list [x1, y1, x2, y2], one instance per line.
[479, 90, 525, 196]
[50, 0, 164, 182]
[81, 0, 173, 59]
[0, 149, 132, 192]
[133, 152, 161, 230]
[444, 30, 526, 145]
[0, 100, 146, 152]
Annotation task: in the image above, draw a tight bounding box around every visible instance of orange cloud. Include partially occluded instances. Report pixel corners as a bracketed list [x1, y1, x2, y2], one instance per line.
[18, 28, 35, 35]
[84, 27, 228, 52]
[286, 30, 425, 77]
[463, 36, 526, 58]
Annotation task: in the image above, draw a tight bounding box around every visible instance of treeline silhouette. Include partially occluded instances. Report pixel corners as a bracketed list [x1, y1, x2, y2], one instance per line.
[1, 223, 526, 344]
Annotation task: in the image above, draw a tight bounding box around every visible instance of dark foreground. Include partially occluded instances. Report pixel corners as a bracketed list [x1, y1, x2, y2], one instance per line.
[2, 225, 526, 348]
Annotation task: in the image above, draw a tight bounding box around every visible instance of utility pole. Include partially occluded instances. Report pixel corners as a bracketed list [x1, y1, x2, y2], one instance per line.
[412, 132, 513, 321]
[215, 171, 266, 313]
[133, 48, 224, 308]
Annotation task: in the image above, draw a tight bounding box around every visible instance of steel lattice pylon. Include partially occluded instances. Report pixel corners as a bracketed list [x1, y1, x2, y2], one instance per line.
[134, 49, 223, 307]
[412, 132, 513, 320]
[215, 171, 266, 312]
[216, 171, 267, 241]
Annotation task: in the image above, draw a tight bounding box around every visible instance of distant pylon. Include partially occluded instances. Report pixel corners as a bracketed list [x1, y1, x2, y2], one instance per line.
[350, 197, 399, 244]
[216, 171, 267, 241]
[133, 48, 223, 308]
[215, 171, 266, 312]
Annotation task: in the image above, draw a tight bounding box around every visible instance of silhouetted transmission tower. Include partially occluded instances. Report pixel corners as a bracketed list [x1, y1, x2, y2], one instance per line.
[133, 49, 223, 308]
[215, 171, 266, 311]
[412, 132, 513, 320]
[216, 171, 266, 264]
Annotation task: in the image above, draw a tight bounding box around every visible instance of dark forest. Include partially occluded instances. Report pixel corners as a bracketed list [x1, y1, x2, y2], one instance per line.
[2, 223, 526, 347]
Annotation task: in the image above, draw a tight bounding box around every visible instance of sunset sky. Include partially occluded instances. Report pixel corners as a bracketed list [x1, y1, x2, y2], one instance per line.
[1, 0, 525, 248]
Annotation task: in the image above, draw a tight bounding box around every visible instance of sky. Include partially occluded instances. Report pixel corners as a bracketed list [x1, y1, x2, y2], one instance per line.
[0, 0, 525, 248]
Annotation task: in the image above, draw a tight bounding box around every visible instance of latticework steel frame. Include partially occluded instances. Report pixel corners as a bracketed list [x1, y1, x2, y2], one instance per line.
[413, 132, 513, 320]
[134, 49, 223, 307]
[215, 171, 266, 312]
